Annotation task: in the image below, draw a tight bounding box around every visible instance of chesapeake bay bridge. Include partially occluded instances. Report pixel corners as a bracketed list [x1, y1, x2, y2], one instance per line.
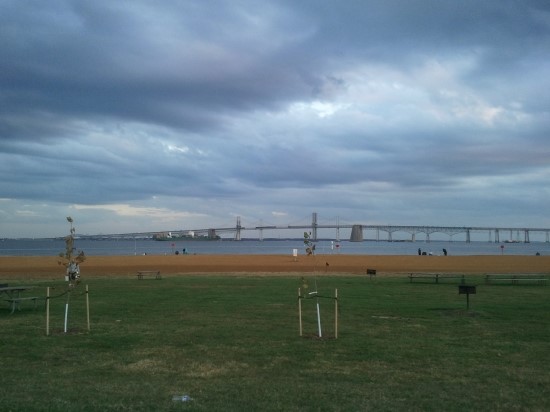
[83, 213, 550, 243]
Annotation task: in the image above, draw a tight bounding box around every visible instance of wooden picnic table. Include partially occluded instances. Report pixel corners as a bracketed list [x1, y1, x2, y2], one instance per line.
[408, 273, 466, 284]
[484, 274, 547, 285]
[0, 286, 33, 299]
[0, 286, 39, 314]
[136, 271, 162, 280]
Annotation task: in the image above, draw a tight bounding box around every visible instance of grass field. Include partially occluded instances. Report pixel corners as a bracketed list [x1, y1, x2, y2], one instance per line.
[1, 274, 549, 411]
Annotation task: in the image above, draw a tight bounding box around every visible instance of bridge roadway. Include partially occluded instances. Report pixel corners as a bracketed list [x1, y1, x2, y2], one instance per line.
[80, 224, 550, 243]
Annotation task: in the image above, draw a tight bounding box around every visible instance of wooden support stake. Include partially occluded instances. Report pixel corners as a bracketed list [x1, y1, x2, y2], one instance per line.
[46, 287, 50, 336]
[298, 288, 303, 336]
[86, 284, 90, 331]
[334, 288, 338, 339]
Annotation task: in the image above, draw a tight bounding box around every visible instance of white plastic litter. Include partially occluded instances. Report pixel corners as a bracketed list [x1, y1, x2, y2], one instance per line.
[172, 395, 192, 402]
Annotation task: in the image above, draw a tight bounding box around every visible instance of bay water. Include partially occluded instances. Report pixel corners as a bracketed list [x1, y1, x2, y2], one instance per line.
[1, 238, 548, 257]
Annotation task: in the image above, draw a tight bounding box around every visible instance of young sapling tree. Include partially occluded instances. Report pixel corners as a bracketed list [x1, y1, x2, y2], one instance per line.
[58, 216, 86, 287]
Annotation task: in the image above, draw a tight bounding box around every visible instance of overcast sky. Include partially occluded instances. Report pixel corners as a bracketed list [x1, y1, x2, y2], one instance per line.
[1, 0, 550, 239]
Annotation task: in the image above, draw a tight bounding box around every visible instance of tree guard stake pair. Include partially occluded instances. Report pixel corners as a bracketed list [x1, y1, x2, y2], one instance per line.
[298, 288, 338, 339]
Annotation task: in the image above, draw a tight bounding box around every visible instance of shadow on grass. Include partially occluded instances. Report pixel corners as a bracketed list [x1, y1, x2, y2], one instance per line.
[300, 333, 337, 340]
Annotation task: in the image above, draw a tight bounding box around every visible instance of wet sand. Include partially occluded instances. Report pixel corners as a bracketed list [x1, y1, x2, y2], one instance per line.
[1, 254, 549, 280]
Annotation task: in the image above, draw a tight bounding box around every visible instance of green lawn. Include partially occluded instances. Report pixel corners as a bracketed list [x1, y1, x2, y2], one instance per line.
[1, 275, 549, 411]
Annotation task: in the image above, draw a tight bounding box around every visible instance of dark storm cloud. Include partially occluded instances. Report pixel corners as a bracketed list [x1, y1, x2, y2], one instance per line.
[2, 0, 548, 138]
[0, 1, 320, 139]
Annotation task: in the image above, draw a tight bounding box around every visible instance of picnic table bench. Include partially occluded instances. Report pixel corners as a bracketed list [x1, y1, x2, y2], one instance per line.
[408, 273, 466, 284]
[484, 274, 547, 285]
[136, 270, 162, 280]
[5, 296, 43, 314]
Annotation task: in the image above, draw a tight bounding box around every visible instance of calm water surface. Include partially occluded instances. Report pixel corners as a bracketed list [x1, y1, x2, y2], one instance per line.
[1, 238, 548, 256]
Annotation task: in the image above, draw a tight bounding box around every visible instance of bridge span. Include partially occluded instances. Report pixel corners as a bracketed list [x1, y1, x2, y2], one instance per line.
[186, 224, 550, 243]
[81, 213, 550, 243]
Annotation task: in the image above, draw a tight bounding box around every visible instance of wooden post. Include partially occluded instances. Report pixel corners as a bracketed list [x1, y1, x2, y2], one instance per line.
[46, 287, 50, 336]
[86, 284, 90, 331]
[298, 288, 302, 336]
[334, 288, 338, 339]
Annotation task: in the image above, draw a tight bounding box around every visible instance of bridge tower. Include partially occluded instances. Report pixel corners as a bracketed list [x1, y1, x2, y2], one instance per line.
[311, 212, 318, 241]
[235, 216, 242, 241]
[350, 225, 363, 242]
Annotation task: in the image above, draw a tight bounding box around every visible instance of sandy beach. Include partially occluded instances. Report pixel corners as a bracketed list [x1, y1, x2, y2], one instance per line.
[1, 254, 549, 280]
